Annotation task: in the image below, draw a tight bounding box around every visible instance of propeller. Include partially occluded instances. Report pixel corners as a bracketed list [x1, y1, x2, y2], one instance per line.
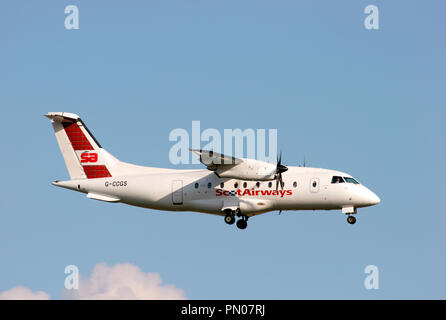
[275, 150, 288, 191]
[274, 150, 288, 215]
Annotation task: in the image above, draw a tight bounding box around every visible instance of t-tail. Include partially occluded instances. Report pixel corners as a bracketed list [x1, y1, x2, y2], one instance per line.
[45, 112, 121, 180]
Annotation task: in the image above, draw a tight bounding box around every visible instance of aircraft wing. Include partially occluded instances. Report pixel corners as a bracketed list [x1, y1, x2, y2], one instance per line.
[189, 149, 278, 181]
[189, 149, 242, 171]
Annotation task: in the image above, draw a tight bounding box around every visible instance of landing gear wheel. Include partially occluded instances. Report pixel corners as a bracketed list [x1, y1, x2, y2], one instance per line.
[224, 214, 235, 225]
[236, 219, 248, 230]
[347, 215, 356, 225]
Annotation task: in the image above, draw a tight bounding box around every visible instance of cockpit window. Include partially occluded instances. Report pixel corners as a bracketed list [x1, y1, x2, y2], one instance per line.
[331, 176, 345, 184]
[344, 177, 359, 184]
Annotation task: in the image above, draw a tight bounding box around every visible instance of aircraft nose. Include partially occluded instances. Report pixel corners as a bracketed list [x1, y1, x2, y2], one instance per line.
[354, 186, 380, 207]
[368, 191, 380, 206]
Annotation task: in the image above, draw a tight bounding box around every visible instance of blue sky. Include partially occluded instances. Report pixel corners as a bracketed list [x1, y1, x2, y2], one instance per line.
[0, 0, 445, 299]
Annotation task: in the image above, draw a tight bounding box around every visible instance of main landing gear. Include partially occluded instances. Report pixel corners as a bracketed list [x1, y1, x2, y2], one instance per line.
[224, 213, 235, 225]
[347, 215, 356, 225]
[224, 209, 248, 230]
[236, 216, 248, 230]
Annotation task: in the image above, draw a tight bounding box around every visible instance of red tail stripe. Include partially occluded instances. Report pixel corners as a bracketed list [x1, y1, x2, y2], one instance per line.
[63, 122, 94, 150]
[83, 165, 112, 179]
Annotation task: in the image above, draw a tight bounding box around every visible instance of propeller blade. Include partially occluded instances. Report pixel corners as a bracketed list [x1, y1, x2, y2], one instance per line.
[276, 150, 288, 174]
[275, 150, 287, 191]
[280, 173, 284, 190]
[275, 173, 285, 191]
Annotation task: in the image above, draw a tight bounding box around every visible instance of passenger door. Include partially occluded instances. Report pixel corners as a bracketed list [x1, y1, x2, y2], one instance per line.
[172, 180, 183, 205]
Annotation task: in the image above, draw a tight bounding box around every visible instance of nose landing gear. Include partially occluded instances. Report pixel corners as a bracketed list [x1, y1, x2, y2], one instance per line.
[347, 215, 356, 225]
[342, 206, 357, 225]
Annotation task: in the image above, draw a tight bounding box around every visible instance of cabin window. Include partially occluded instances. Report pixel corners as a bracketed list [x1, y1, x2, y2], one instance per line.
[243, 182, 247, 188]
[293, 181, 297, 188]
[312, 181, 317, 188]
[207, 182, 212, 188]
[194, 182, 199, 189]
[268, 182, 272, 188]
[331, 176, 345, 184]
[234, 182, 238, 188]
[220, 182, 224, 188]
[256, 182, 260, 188]
[344, 177, 359, 184]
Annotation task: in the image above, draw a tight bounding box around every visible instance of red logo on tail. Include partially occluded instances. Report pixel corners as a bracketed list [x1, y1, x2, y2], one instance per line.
[80, 153, 98, 163]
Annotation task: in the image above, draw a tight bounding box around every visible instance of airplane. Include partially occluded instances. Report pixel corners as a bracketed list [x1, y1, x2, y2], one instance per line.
[45, 112, 380, 230]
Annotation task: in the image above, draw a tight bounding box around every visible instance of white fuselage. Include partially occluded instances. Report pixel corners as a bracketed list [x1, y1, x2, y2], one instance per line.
[54, 166, 380, 217]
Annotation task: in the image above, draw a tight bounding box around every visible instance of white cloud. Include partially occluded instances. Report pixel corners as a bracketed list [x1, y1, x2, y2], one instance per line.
[62, 262, 186, 300]
[0, 286, 50, 300]
[0, 263, 186, 300]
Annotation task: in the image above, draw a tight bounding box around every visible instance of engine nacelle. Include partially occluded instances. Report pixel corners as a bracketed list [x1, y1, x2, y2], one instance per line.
[215, 159, 276, 181]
